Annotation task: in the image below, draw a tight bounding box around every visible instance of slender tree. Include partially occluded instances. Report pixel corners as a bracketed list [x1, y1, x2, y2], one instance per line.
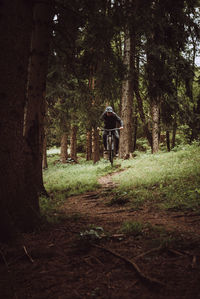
[86, 130, 93, 160]
[70, 125, 78, 162]
[60, 133, 68, 163]
[119, 30, 133, 159]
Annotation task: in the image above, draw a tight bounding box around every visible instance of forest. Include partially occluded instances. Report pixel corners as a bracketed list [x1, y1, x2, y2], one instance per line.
[0, 0, 200, 298]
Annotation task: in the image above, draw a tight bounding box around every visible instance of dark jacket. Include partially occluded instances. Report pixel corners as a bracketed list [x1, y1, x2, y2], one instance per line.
[100, 111, 123, 129]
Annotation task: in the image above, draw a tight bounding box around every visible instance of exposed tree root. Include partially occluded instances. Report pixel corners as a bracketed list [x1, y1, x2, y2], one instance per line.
[134, 245, 163, 260]
[23, 246, 34, 263]
[93, 244, 165, 287]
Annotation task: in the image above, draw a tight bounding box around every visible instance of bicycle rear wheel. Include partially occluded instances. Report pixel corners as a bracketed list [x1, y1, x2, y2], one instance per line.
[108, 136, 114, 166]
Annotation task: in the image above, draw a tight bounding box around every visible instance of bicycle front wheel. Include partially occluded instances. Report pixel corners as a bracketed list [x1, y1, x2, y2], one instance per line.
[108, 136, 113, 166]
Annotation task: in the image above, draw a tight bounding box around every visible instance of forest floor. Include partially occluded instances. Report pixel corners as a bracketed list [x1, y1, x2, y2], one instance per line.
[1, 171, 200, 298]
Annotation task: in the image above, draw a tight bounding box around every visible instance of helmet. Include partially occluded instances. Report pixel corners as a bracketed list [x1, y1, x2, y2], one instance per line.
[105, 106, 113, 113]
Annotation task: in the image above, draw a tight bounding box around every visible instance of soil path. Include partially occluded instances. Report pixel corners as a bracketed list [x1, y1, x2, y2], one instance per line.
[62, 171, 200, 236]
[1, 171, 200, 299]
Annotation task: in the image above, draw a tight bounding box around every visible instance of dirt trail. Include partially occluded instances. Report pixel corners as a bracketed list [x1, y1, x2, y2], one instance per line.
[1, 171, 200, 299]
[62, 171, 200, 236]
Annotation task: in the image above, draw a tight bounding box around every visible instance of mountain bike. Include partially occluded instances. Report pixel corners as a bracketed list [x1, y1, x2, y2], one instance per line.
[102, 128, 118, 166]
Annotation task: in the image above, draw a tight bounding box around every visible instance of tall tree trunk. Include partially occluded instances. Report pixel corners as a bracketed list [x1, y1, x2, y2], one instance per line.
[171, 119, 177, 149]
[24, 0, 53, 196]
[60, 133, 68, 163]
[151, 100, 159, 153]
[42, 134, 48, 169]
[70, 126, 78, 162]
[132, 37, 152, 147]
[92, 127, 100, 164]
[133, 113, 138, 152]
[119, 31, 133, 159]
[0, 0, 40, 241]
[87, 77, 93, 161]
[86, 129, 92, 161]
[89, 75, 100, 164]
[166, 130, 171, 152]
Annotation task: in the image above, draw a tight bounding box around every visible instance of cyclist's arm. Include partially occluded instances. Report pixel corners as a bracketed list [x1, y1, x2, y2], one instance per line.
[114, 113, 123, 128]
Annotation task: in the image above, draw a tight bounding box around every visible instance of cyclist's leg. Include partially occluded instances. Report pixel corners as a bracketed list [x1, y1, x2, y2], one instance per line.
[108, 135, 113, 165]
[114, 130, 119, 154]
[103, 131, 107, 151]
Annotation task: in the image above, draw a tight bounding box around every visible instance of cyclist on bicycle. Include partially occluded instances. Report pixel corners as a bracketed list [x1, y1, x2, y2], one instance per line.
[100, 106, 123, 155]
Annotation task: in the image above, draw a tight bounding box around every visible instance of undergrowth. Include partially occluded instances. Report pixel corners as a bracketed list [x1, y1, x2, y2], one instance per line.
[113, 143, 200, 212]
[41, 143, 200, 221]
[41, 158, 120, 220]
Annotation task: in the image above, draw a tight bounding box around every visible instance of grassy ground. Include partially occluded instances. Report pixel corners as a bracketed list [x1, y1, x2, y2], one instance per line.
[44, 156, 119, 198]
[41, 156, 120, 218]
[41, 143, 200, 219]
[113, 143, 200, 212]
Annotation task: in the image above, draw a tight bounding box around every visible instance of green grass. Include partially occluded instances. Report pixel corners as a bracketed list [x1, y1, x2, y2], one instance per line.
[41, 143, 200, 221]
[44, 159, 118, 197]
[41, 155, 121, 220]
[120, 221, 144, 235]
[113, 143, 200, 212]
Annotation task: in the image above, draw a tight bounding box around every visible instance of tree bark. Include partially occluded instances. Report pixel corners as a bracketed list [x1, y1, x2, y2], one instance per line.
[42, 134, 48, 169]
[92, 127, 100, 164]
[24, 0, 53, 195]
[119, 31, 133, 159]
[89, 74, 100, 164]
[70, 126, 78, 162]
[171, 120, 177, 148]
[60, 133, 68, 163]
[132, 38, 152, 148]
[133, 113, 138, 152]
[166, 130, 171, 152]
[0, 0, 40, 241]
[151, 100, 159, 153]
[86, 130, 92, 161]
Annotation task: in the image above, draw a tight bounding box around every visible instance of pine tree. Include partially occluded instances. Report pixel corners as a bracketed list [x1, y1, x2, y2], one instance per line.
[0, 0, 40, 241]
[24, 0, 53, 196]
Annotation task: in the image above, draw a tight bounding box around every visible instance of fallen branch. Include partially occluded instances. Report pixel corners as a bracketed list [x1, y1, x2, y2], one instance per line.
[134, 245, 163, 260]
[97, 210, 125, 215]
[168, 249, 185, 257]
[172, 212, 200, 218]
[0, 249, 9, 271]
[171, 214, 185, 218]
[23, 246, 34, 263]
[93, 245, 165, 287]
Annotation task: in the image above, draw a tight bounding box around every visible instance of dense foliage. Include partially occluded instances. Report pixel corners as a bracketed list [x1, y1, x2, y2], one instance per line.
[46, 0, 200, 153]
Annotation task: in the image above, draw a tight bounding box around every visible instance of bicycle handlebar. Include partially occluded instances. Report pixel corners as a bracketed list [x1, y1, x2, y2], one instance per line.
[99, 128, 119, 131]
